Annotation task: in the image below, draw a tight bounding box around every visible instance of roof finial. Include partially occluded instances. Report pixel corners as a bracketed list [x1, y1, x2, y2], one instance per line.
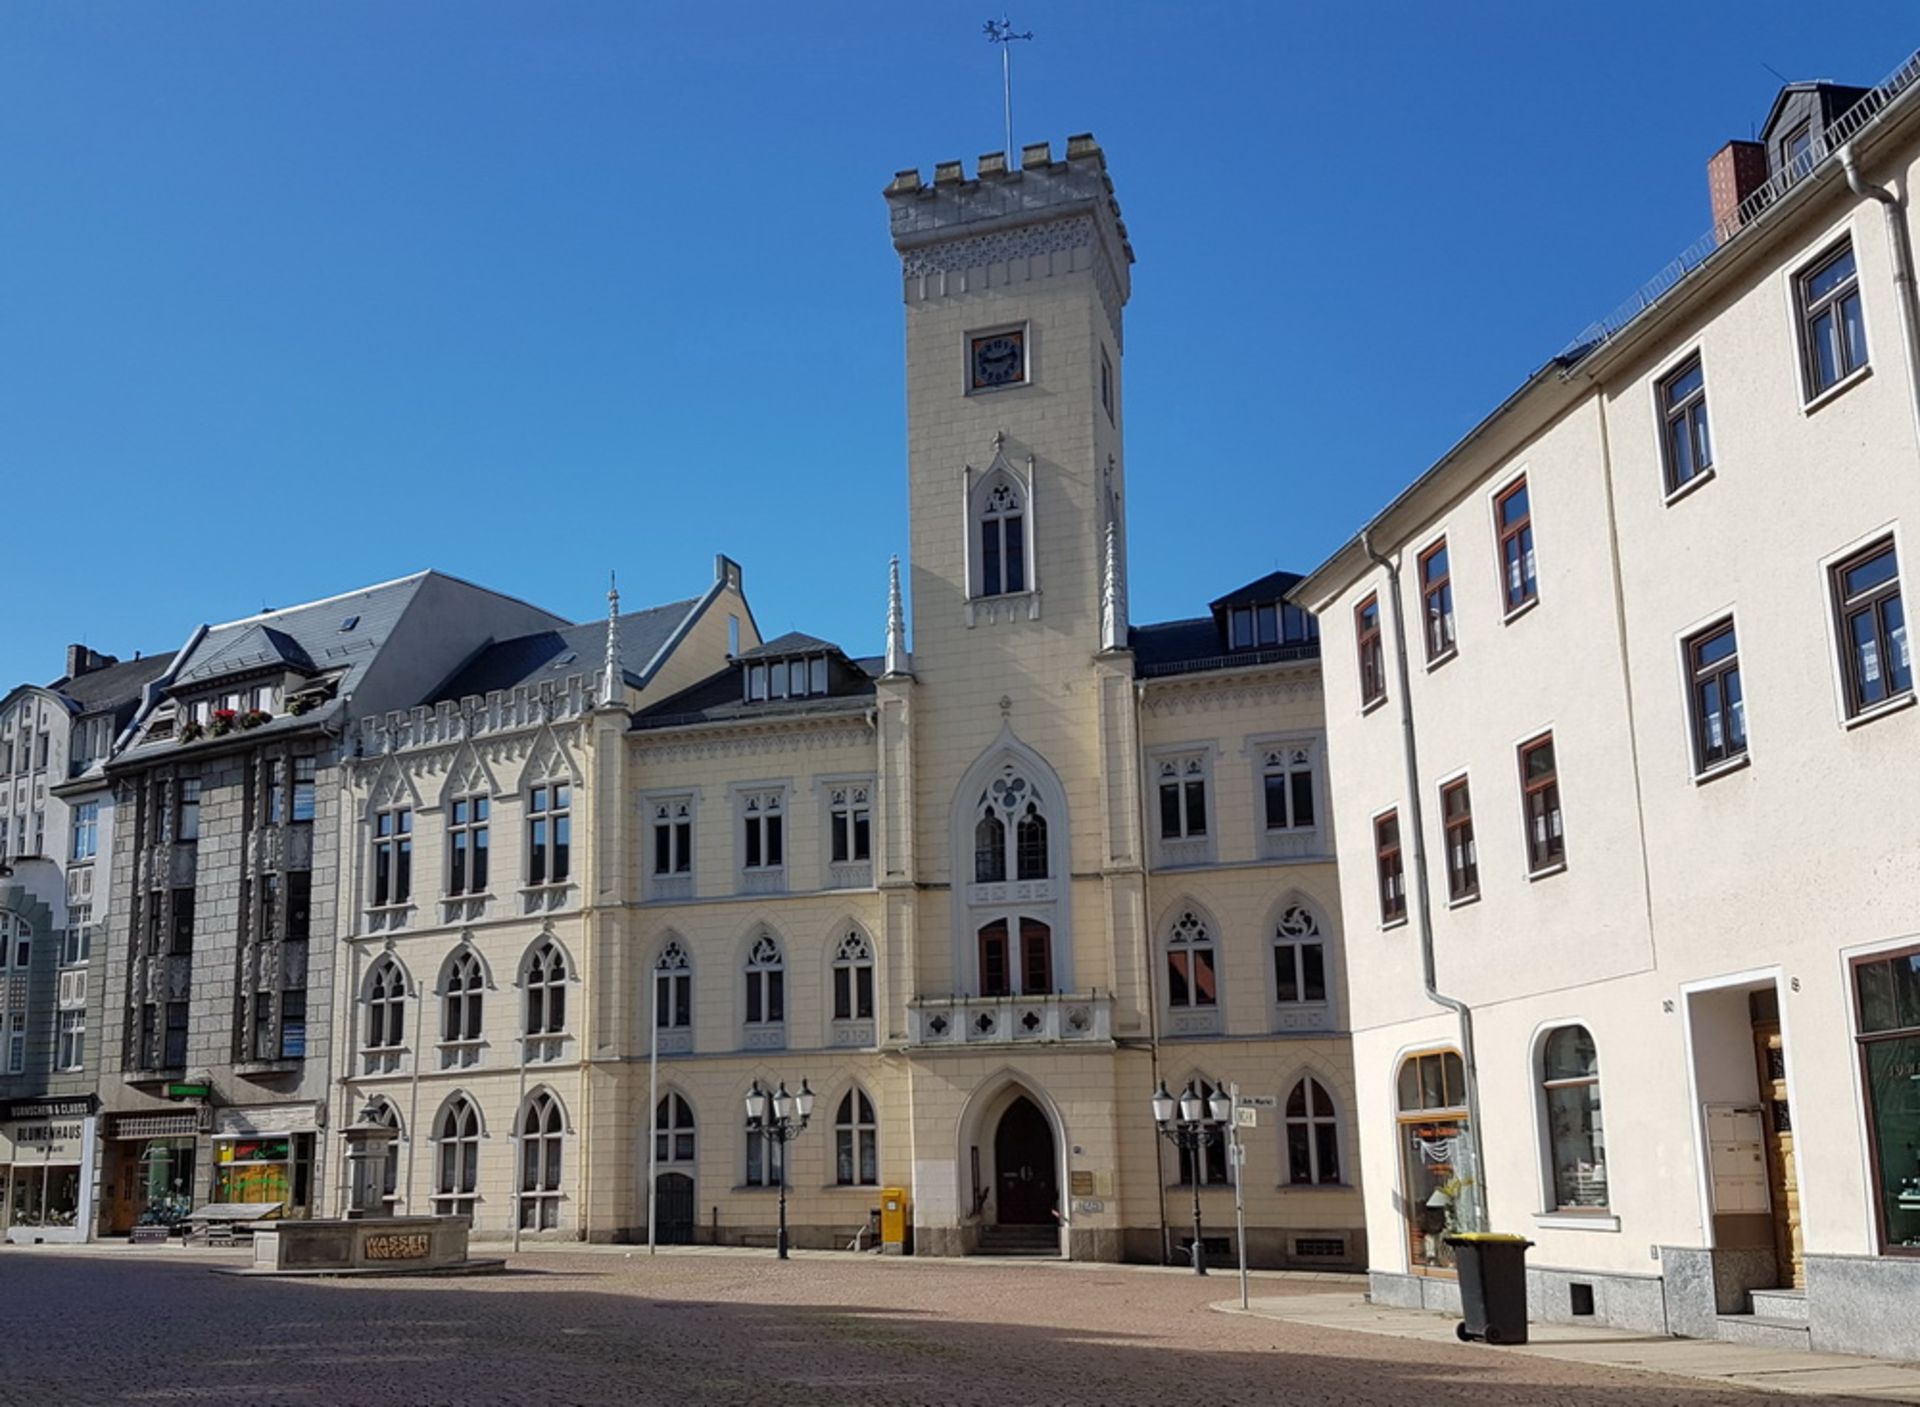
[600, 571, 623, 708]
[884, 555, 910, 677]
[1101, 518, 1128, 652]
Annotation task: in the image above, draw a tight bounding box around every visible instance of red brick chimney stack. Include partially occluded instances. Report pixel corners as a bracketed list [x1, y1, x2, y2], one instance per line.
[1708, 140, 1770, 239]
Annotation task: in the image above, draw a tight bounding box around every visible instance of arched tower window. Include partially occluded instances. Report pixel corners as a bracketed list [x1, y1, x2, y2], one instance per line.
[978, 477, 1026, 598]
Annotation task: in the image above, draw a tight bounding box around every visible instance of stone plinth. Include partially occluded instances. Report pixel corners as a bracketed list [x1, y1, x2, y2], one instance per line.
[242, 1215, 500, 1277]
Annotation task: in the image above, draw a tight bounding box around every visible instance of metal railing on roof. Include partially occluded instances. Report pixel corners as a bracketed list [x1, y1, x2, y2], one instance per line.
[1139, 641, 1320, 678]
[1558, 48, 1920, 364]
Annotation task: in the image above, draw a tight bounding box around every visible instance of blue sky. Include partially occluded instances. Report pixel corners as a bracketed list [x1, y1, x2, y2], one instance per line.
[3, 3, 1914, 687]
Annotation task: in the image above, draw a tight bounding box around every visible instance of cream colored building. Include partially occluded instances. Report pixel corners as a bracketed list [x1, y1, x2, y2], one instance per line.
[1295, 61, 1920, 1358]
[329, 136, 1366, 1268]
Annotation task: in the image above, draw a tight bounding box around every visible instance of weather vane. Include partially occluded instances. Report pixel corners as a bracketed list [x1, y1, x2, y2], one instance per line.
[983, 17, 1034, 166]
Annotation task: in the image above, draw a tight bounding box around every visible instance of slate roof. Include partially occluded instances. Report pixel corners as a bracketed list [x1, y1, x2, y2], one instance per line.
[48, 651, 177, 714]
[430, 597, 702, 702]
[737, 631, 839, 660]
[174, 623, 317, 685]
[633, 655, 876, 731]
[1128, 617, 1222, 673]
[1209, 570, 1304, 611]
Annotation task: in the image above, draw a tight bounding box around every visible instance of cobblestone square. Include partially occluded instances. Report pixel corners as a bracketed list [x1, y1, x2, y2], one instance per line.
[0, 1249, 1872, 1406]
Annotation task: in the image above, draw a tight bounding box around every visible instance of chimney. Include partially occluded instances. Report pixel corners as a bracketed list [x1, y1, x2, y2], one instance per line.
[1708, 140, 1770, 239]
[65, 644, 115, 679]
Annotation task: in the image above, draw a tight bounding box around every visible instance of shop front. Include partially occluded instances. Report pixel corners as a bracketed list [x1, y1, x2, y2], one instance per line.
[103, 1110, 203, 1235]
[211, 1107, 319, 1218]
[1, 1095, 99, 1245]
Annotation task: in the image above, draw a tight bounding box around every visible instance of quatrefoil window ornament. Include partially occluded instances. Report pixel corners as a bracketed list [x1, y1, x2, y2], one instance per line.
[988, 772, 1030, 814]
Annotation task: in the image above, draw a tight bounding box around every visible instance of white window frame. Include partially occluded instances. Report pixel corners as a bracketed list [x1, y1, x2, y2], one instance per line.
[833, 1086, 880, 1187]
[735, 784, 787, 893]
[822, 778, 874, 888]
[1250, 733, 1323, 860]
[1148, 746, 1214, 869]
[961, 438, 1041, 624]
[56, 1008, 85, 1072]
[647, 792, 697, 901]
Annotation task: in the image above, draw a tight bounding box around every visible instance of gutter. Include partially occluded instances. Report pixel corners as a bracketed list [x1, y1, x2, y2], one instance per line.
[1840, 142, 1920, 454]
[1359, 529, 1490, 1233]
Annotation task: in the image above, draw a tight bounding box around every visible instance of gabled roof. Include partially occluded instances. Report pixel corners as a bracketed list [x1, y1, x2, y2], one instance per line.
[431, 597, 701, 702]
[737, 631, 841, 660]
[173, 623, 317, 686]
[1209, 570, 1304, 612]
[47, 652, 176, 713]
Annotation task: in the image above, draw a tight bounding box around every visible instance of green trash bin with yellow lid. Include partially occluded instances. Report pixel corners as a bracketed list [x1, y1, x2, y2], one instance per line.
[1443, 1232, 1534, 1345]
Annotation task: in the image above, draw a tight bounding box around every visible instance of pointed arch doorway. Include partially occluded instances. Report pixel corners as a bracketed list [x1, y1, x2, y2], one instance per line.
[993, 1095, 1058, 1226]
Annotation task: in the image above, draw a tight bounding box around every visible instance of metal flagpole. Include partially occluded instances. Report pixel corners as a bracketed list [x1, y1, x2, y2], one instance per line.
[1230, 1082, 1250, 1311]
[983, 17, 1034, 166]
[646, 961, 659, 1255]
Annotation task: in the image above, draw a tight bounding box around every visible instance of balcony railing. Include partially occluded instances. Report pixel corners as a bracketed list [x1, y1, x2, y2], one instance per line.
[907, 991, 1111, 1047]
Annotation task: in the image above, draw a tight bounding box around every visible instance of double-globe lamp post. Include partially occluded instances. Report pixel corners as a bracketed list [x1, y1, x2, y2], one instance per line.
[1151, 1080, 1234, 1275]
[744, 1078, 814, 1260]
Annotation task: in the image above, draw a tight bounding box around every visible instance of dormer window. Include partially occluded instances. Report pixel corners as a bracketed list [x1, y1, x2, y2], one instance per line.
[743, 654, 830, 703]
[1224, 600, 1317, 652]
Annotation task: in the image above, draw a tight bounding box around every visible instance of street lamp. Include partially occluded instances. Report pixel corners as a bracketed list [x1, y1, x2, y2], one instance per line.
[1151, 1080, 1234, 1275]
[745, 1077, 814, 1260]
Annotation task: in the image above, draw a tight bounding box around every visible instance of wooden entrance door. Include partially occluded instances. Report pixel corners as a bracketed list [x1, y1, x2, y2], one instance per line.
[654, 1172, 695, 1245]
[1752, 1021, 1803, 1286]
[993, 1096, 1057, 1226]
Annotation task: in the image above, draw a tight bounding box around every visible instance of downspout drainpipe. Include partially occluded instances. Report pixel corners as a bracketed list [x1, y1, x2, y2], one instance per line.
[1132, 679, 1171, 1267]
[1841, 143, 1920, 454]
[1359, 529, 1490, 1234]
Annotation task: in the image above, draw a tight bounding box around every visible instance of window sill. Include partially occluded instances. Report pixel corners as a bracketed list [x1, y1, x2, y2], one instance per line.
[1532, 1211, 1621, 1232]
[1360, 694, 1389, 718]
[1690, 753, 1751, 786]
[1164, 1182, 1237, 1194]
[1843, 691, 1917, 731]
[1802, 361, 1873, 415]
[1277, 1182, 1356, 1193]
[1380, 916, 1409, 932]
[234, 1058, 303, 1077]
[1525, 861, 1568, 883]
[1424, 647, 1458, 674]
[1501, 596, 1541, 627]
[1446, 891, 1481, 910]
[1663, 467, 1716, 507]
[821, 1182, 882, 1192]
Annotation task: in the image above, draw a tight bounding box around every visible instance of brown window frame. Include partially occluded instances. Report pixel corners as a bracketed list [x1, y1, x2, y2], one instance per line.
[1518, 732, 1565, 874]
[1831, 538, 1912, 718]
[1798, 238, 1868, 400]
[1356, 593, 1385, 707]
[1419, 538, 1455, 663]
[1658, 354, 1713, 496]
[1495, 477, 1537, 615]
[1685, 619, 1747, 773]
[1440, 777, 1477, 902]
[1374, 810, 1406, 925]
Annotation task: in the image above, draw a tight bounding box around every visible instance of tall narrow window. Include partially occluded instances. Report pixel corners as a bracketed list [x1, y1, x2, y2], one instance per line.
[443, 950, 484, 1045]
[527, 781, 571, 886]
[176, 778, 201, 842]
[1285, 1077, 1341, 1185]
[448, 796, 489, 895]
[652, 798, 693, 876]
[1355, 594, 1385, 706]
[518, 1092, 564, 1231]
[372, 807, 413, 906]
[1375, 811, 1405, 924]
[70, 801, 98, 861]
[741, 791, 784, 872]
[829, 785, 871, 865]
[1852, 946, 1920, 1251]
[835, 1089, 879, 1186]
[1520, 733, 1565, 873]
[524, 940, 568, 1036]
[744, 934, 785, 1027]
[266, 760, 285, 824]
[290, 758, 316, 823]
[1419, 539, 1455, 661]
[655, 1093, 695, 1164]
[1542, 1026, 1608, 1210]
[1263, 745, 1316, 832]
[1799, 239, 1867, 398]
[1441, 778, 1477, 901]
[1833, 538, 1911, 717]
[367, 959, 406, 1051]
[280, 989, 307, 1058]
[1659, 354, 1713, 494]
[832, 931, 874, 1022]
[1496, 477, 1537, 613]
[286, 871, 312, 941]
[746, 1124, 785, 1187]
[1014, 803, 1048, 880]
[979, 480, 1026, 597]
[57, 1009, 85, 1071]
[1157, 757, 1208, 841]
[654, 941, 692, 1030]
[978, 919, 1011, 997]
[1166, 909, 1217, 1010]
[1686, 620, 1746, 772]
[974, 806, 1006, 883]
[434, 1097, 480, 1217]
[1020, 918, 1053, 996]
[164, 999, 189, 1067]
[170, 887, 195, 956]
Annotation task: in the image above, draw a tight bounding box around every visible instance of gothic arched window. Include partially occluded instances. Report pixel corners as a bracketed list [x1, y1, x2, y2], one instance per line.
[524, 940, 568, 1036]
[433, 1096, 480, 1216]
[974, 807, 1006, 883]
[1166, 910, 1217, 1010]
[517, 1091, 564, 1231]
[654, 941, 692, 1030]
[366, 1098, 403, 1205]
[366, 957, 407, 1050]
[835, 1089, 878, 1186]
[974, 771, 1049, 883]
[978, 477, 1026, 597]
[833, 931, 874, 1022]
[744, 933, 785, 1027]
[655, 1092, 695, 1165]
[1284, 1076, 1341, 1185]
[442, 949, 484, 1056]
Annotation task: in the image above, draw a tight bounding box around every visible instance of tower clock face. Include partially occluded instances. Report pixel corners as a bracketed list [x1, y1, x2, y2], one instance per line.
[970, 330, 1026, 390]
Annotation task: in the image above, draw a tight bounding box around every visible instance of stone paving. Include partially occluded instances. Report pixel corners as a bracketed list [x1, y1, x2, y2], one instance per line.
[0, 1245, 1887, 1406]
